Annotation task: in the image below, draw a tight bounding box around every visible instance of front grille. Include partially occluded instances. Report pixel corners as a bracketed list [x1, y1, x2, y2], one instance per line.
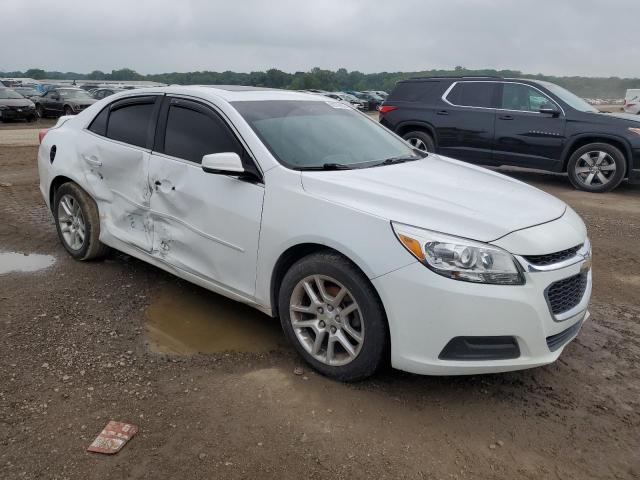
[546, 272, 588, 315]
[546, 320, 583, 351]
[524, 244, 582, 266]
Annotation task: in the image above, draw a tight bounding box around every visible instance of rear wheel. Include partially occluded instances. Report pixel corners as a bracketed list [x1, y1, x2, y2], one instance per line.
[567, 143, 626, 192]
[402, 130, 435, 153]
[278, 252, 387, 382]
[53, 182, 109, 260]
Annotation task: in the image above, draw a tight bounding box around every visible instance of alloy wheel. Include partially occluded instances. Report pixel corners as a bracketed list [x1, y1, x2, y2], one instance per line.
[57, 194, 86, 251]
[407, 137, 428, 151]
[289, 275, 364, 366]
[574, 151, 617, 187]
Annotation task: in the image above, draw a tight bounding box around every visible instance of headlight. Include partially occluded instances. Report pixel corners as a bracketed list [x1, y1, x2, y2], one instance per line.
[391, 222, 525, 285]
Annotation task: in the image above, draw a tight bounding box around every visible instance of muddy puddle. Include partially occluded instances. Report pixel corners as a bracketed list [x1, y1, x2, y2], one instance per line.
[145, 285, 288, 355]
[0, 252, 56, 275]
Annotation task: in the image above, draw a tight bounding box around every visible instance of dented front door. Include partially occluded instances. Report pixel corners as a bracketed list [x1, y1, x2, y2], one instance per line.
[148, 154, 264, 298]
[80, 136, 153, 251]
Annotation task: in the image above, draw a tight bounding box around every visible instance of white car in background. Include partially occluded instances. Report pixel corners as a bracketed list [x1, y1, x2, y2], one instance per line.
[37, 86, 591, 381]
[624, 89, 640, 114]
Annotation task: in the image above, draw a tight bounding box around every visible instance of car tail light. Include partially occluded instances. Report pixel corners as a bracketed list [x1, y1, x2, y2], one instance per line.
[38, 129, 49, 144]
[379, 105, 398, 114]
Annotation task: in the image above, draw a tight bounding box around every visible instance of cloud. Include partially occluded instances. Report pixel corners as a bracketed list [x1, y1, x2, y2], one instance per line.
[2, 0, 638, 77]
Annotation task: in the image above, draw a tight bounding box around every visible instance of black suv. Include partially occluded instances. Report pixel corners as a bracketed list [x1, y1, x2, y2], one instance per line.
[380, 76, 640, 192]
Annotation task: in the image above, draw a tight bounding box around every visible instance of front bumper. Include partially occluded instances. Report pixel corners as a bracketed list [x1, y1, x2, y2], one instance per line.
[373, 255, 591, 376]
[0, 107, 36, 120]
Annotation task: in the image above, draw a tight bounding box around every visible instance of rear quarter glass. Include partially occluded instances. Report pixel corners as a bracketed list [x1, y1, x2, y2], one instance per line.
[388, 81, 441, 102]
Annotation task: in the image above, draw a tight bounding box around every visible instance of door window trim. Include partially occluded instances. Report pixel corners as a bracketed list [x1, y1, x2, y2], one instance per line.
[153, 94, 264, 181]
[442, 81, 565, 116]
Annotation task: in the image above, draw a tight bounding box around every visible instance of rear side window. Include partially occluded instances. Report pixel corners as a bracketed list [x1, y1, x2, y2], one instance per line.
[446, 82, 496, 108]
[388, 81, 440, 102]
[164, 103, 241, 164]
[106, 98, 157, 148]
[88, 107, 109, 136]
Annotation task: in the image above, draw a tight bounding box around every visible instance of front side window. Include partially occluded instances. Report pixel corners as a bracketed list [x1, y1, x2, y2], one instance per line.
[163, 103, 241, 164]
[106, 99, 156, 148]
[501, 83, 555, 112]
[58, 89, 93, 100]
[446, 82, 496, 108]
[233, 100, 421, 170]
[535, 80, 597, 113]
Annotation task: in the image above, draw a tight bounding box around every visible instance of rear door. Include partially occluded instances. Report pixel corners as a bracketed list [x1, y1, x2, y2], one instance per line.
[492, 82, 566, 171]
[436, 81, 498, 163]
[148, 96, 264, 297]
[80, 95, 161, 251]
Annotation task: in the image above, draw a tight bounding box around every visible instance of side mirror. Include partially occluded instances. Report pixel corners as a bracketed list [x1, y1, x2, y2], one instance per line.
[539, 106, 560, 117]
[201, 152, 245, 175]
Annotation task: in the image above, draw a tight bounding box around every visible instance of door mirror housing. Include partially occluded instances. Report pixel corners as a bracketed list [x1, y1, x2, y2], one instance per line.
[539, 106, 560, 117]
[201, 152, 245, 175]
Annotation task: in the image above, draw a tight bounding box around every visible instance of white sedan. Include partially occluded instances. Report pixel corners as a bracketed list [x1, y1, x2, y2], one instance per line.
[37, 86, 592, 381]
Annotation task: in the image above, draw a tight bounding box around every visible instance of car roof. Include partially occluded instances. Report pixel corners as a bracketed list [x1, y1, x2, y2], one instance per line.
[105, 85, 329, 103]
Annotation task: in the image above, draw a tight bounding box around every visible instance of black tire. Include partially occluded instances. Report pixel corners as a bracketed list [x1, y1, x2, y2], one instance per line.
[53, 182, 109, 261]
[35, 104, 44, 118]
[64, 105, 74, 116]
[278, 251, 387, 382]
[567, 142, 626, 193]
[402, 130, 435, 153]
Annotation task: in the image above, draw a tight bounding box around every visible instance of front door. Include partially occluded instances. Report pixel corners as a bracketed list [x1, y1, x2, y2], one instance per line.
[148, 97, 264, 298]
[435, 81, 498, 163]
[493, 82, 566, 171]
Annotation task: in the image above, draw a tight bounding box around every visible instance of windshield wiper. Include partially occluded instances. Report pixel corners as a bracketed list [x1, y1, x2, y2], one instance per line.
[373, 154, 423, 167]
[297, 163, 353, 171]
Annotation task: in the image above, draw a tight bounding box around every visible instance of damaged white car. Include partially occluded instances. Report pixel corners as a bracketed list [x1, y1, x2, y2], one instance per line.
[38, 86, 592, 381]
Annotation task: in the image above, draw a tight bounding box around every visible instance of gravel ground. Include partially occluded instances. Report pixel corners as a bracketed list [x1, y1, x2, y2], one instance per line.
[0, 126, 639, 479]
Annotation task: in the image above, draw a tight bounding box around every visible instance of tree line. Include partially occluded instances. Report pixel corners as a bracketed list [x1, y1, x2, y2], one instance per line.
[3, 66, 639, 98]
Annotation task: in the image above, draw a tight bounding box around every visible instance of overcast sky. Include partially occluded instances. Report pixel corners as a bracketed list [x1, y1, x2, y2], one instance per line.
[2, 0, 639, 77]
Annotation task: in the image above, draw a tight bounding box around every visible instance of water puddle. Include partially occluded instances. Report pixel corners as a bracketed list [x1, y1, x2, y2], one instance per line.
[0, 251, 56, 275]
[145, 285, 288, 355]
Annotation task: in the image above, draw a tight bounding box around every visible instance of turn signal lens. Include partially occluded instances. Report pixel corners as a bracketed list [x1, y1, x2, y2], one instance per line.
[398, 234, 425, 261]
[628, 127, 640, 136]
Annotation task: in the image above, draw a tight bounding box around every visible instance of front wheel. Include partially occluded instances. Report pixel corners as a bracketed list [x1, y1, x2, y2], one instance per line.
[402, 130, 435, 153]
[567, 143, 626, 192]
[53, 182, 109, 260]
[278, 252, 387, 382]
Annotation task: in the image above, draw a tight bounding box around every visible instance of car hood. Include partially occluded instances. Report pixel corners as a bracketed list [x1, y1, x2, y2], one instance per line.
[300, 155, 567, 242]
[0, 98, 34, 107]
[598, 112, 640, 124]
[68, 99, 96, 105]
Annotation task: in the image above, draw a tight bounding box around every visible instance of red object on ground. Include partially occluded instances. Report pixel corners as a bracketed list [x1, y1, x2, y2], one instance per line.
[87, 421, 138, 454]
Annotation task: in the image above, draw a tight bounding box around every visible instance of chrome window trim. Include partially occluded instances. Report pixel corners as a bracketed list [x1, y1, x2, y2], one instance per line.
[441, 80, 565, 116]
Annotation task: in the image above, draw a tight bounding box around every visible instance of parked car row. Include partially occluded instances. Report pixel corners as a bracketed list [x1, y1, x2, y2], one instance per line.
[301, 89, 388, 111]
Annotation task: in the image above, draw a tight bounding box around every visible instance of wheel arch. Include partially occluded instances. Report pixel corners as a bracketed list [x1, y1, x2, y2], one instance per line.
[562, 134, 632, 174]
[49, 175, 78, 212]
[269, 243, 385, 320]
[395, 121, 437, 144]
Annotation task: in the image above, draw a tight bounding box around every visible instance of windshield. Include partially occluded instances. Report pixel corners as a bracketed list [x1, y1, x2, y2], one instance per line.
[0, 88, 25, 99]
[233, 100, 422, 170]
[536, 81, 598, 113]
[57, 89, 92, 100]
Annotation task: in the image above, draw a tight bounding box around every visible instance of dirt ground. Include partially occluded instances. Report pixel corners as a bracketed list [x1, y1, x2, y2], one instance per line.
[0, 120, 639, 480]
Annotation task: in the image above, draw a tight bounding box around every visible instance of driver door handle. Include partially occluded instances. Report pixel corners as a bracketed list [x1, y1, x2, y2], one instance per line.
[498, 115, 514, 120]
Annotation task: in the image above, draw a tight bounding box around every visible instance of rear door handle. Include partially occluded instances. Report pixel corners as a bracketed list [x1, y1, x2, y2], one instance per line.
[498, 115, 514, 120]
[82, 155, 102, 167]
[436, 110, 449, 115]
